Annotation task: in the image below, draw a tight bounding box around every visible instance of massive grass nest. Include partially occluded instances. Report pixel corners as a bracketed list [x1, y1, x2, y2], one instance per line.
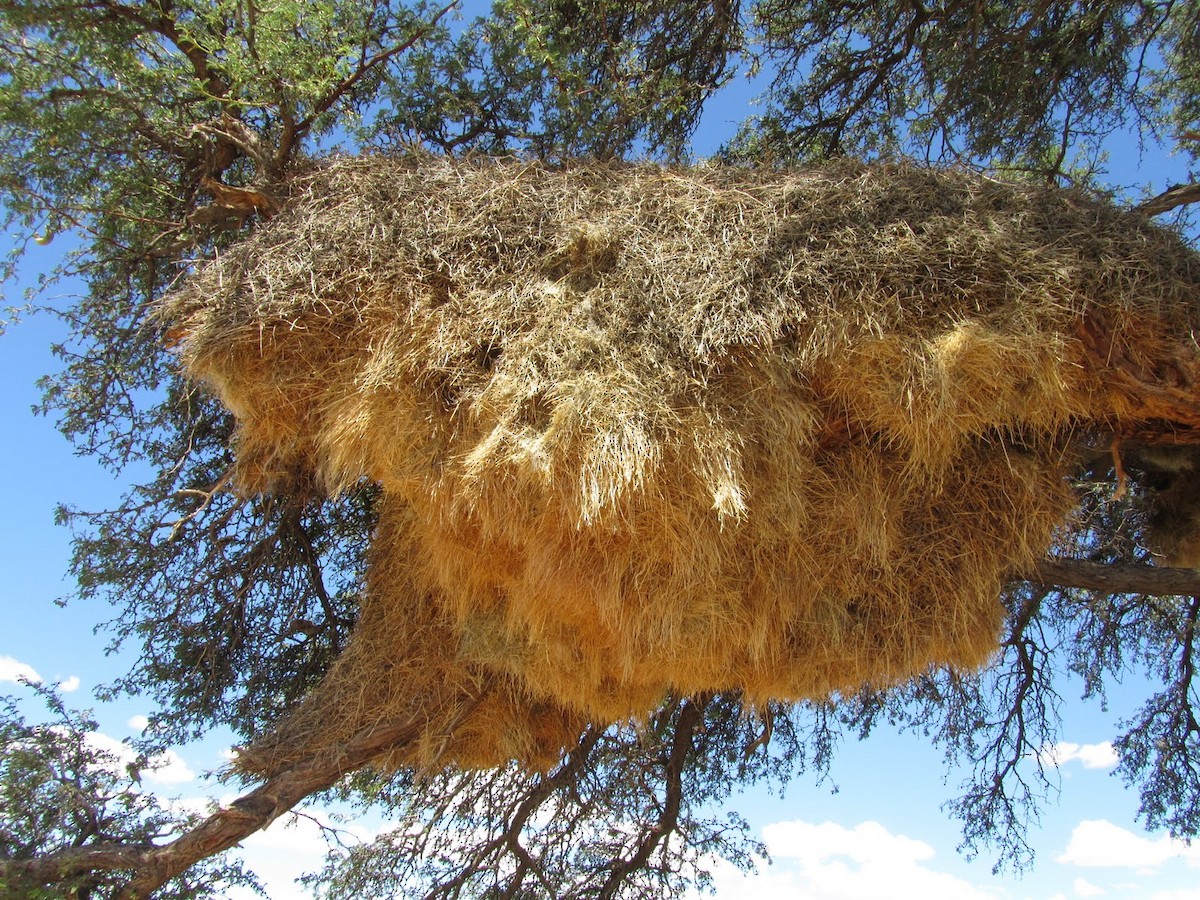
[163, 155, 1200, 775]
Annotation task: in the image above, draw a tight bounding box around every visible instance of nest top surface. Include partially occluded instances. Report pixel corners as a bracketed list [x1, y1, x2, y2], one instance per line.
[168, 154, 1200, 369]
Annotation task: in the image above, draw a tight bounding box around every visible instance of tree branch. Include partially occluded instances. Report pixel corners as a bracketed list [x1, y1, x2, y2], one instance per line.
[279, 1, 460, 170]
[0, 693, 483, 899]
[1028, 558, 1200, 596]
[1176, 596, 1200, 738]
[594, 694, 709, 900]
[149, 0, 231, 101]
[1134, 182, 1200, 217]
[191, 117, 272, 172]
[92, 0, 230, 101]
[423, 727, 603, 900]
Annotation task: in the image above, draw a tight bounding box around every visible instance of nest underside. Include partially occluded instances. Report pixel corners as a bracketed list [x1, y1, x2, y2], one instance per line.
[163, 156, 1200, 775]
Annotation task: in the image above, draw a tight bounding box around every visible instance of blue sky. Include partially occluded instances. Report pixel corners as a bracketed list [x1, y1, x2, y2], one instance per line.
[5, 26, 1200, 899]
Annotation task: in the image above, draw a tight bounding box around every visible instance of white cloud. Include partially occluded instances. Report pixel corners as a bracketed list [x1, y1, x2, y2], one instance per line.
[1041, 742, 1119, 771]
[699, 820, 1001, 900]
[83, 732, 196, 785]
[77, 732, 138, 778]
[766, 819, 936, 866]
[1149, 890, 1200, 900]
[142, 748, 197, 784]
[1057, 820, 1200, 870]
[128, 714, 150, 732]
[1073, 876, 1106, 896]
[1, 659, 81, 694]
[0, 655, 42, 685]
[223, 808, 382, 900]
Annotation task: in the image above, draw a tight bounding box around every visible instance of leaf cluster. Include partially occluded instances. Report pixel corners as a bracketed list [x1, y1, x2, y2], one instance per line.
[736, 0, 1197, 185]
[372, 0, 740, 159]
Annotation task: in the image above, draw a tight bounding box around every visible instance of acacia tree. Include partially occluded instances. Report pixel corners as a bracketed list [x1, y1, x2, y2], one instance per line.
[1, 1, 1198, 897]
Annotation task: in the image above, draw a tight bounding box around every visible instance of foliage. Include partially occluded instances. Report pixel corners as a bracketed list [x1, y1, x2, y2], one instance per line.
[0, 682, 256, 898]
[738, 0, 1199, 184]
[0, 0, 1199, 896]
[371, 0, 741, 159]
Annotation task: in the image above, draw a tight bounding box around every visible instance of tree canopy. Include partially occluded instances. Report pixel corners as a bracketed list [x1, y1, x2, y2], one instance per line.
[1, 1, 1199, 897]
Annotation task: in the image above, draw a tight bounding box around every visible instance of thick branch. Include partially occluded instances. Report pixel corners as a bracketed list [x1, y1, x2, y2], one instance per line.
[151, 0, 231, 101]
[595, 694, 708, 900]
[93, 0, 230, 100]
[1028, 558, 1200, 596]
[1134, 182, 1200, 217]
[0, 696, 481, 899]
[191, 117, 271, 172]
[1177, 596, 1200, 737]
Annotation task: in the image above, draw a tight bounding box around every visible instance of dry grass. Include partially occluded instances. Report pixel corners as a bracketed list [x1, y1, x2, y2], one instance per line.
[163, 155, 1200, 775]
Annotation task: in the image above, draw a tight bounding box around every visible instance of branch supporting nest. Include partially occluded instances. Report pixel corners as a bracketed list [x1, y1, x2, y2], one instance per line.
[1028, 558, 1200, 596]
[0, 691, 485, 899]
[1135, 182, 1200, 218]
[189, 114, 271, 172]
